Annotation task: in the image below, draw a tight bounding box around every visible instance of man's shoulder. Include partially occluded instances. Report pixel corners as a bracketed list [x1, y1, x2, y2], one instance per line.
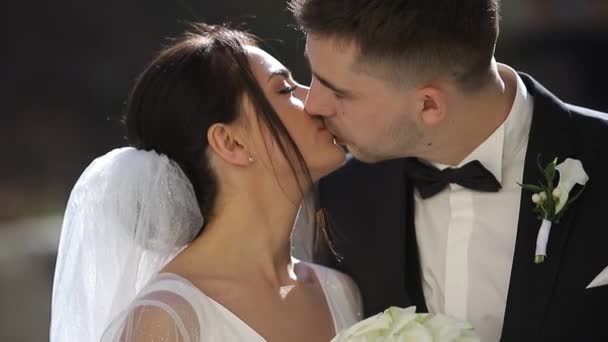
[560, 104, 608, 189]
[567, 103, 608, 125]
[318, 157, 371, 199]
[521, 71, 608, 131]
[320, 155, 403, 189]
[565, 103, 608, 147]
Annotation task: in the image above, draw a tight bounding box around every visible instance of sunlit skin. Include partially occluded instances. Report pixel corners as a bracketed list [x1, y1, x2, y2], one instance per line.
[304, 34, 517, 166]
[161, 46, 344, 342]
[243, 46, 346, 186]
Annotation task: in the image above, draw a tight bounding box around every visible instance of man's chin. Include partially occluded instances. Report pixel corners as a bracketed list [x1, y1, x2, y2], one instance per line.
[344, 145, 384, 164]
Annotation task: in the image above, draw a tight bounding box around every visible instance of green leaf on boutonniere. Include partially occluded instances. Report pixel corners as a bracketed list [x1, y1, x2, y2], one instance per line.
[542, 158, 559, 218]
[544, 158, 558, 189]
[517, 183, 544, 193]
[536, 154, 544, 174]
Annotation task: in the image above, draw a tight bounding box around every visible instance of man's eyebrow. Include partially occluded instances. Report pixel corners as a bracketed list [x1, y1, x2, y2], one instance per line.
[303, 51, 353, 97]
[312, 72, 352, 97]
[268, 69, 292, 82]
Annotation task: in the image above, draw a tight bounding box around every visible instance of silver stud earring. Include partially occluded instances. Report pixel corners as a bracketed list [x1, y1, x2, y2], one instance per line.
[248, 156, 254, 164]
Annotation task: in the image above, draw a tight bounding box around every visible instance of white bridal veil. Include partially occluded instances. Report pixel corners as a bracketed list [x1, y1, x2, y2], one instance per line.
[50, 147, 204, 341]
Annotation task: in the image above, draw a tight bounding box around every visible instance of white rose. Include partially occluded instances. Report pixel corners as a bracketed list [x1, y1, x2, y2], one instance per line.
[332, 311, 391, 342]
[333, 306, 481, 342]
[395, 321, 433, 342]
[424, 314, 476, 342]
[385, 306, 419, 336]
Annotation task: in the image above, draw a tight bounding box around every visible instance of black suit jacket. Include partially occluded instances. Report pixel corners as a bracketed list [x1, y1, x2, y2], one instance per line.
[316, 74, 608, 341]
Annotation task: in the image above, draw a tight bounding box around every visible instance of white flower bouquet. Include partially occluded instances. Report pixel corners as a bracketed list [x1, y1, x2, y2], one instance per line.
[332, 307, 480, 342]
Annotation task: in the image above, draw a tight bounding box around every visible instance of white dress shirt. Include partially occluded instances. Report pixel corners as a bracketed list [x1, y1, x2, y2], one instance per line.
[415, 64, 534, 342]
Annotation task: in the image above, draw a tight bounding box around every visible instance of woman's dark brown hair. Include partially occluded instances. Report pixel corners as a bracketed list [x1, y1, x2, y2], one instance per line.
[125, 23, 330, 247]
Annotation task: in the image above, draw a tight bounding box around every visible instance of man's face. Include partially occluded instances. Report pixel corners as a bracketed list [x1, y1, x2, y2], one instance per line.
[304, 34, 423, 162]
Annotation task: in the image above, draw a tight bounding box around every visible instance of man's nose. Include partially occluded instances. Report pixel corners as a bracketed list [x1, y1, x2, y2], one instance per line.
[304, 79, 336, 117]
[294, 84, 309, 103]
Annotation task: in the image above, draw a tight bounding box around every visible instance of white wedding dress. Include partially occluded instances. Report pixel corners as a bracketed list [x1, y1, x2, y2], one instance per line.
[50, 148, 362, 341]
[100, 262, 363, 341]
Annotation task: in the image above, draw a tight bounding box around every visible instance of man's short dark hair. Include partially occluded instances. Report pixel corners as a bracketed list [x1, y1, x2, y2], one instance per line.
[289, 0, 500, 89]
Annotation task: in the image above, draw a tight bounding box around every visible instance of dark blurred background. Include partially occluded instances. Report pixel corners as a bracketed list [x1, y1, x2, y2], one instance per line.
[1, 1, 606, 340]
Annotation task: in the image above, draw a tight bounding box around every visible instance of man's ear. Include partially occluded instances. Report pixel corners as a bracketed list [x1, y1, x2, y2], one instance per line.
[416, 86, 447, 126]
[207, 123, 251, 166]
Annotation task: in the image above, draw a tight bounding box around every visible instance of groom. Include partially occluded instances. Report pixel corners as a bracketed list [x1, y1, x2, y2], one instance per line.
[289, 1, 608, 341]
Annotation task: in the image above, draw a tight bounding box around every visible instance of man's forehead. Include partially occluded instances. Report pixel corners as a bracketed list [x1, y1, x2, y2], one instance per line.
[307, 35, 378, 80]
[305, 34, 358, 57]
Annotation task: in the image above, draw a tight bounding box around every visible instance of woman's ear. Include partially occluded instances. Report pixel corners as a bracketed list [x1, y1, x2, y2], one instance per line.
[207, 123, 251, 166]
[416, 86, 447, 127]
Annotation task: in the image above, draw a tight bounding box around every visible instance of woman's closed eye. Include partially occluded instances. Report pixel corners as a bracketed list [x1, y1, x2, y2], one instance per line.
[278, 85, 297, 95]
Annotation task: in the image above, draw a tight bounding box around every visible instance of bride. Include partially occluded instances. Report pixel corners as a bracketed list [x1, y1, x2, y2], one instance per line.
[49, 24, 362, 341]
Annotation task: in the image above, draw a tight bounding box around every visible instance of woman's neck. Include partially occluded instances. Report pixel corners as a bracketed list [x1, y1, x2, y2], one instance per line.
[178, 184, 304, 288]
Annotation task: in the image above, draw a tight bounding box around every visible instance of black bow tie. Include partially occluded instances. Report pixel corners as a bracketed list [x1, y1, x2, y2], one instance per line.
[403, 158, 502, 199]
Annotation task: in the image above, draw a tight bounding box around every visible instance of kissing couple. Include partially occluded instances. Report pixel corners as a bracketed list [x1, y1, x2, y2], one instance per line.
[50, 1, 608, 341]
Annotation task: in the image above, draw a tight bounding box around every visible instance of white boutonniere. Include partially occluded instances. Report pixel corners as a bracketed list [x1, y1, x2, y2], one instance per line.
[519, 157, 589, 264]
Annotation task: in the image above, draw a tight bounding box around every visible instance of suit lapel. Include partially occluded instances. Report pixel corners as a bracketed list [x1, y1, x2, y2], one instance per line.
[403, 169, 429, 313]
[364, 158, 427, 315]
[501, 74, 582, 341]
